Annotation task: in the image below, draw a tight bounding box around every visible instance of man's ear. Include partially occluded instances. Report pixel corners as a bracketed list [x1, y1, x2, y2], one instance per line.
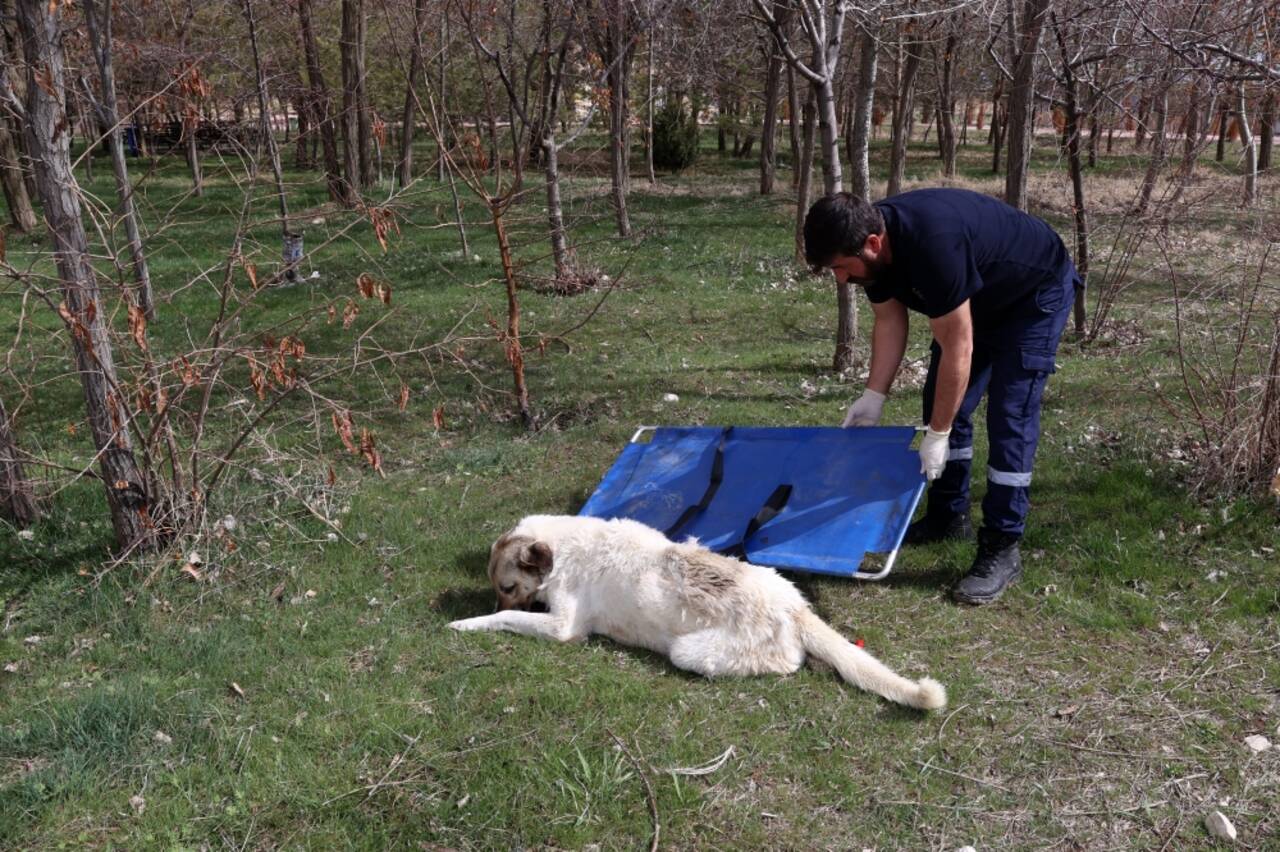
[865, 231, 882, 257]
[519, 541, 554, 577]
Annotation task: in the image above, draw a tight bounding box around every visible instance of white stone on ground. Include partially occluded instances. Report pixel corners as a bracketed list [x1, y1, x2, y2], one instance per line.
[1243, 734, 1271, 753]
[1204, 810, 1237, 841]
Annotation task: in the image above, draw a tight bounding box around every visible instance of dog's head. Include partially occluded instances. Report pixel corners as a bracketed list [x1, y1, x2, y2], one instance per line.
[487, 532, 553, 611]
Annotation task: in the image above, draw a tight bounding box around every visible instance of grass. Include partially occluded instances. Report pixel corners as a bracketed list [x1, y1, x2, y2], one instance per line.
[1, 129, 1278, 849]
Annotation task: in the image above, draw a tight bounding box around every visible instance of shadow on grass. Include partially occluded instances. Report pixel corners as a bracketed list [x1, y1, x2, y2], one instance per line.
[433, 586, 499, 620]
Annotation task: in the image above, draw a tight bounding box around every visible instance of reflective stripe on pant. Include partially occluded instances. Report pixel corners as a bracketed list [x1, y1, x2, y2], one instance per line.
[921, 266, 1076, 535]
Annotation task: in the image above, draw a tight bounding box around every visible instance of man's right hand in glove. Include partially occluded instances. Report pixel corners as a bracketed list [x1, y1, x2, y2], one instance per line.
[841, 389, 886, 427]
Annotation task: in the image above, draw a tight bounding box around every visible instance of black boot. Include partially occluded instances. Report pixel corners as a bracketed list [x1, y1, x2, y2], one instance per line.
[952, 528, 1023, 605]
[904, 510, 974, 546]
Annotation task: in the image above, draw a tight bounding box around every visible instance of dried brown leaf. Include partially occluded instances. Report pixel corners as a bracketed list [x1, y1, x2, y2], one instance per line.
[397, 384, 410, 413]
[332, 410, 357, 454]
[432, 405, 445, 430]
[357, 272, 376, 299]
[359, 428, 385, 477]
[128, 304, 148, 351]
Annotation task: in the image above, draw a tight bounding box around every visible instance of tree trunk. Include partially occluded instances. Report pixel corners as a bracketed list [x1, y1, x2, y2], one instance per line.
[786, 64, 802, 188]
[1259, 91, 1274, 172]
[83, 0, 154, 319]
[243, 0, 291, 253]
[1003, 0, 1052, 211]
[760, 26, 784, 195]
[184, 119, 203, 195]
[1087, 108, 1099, 166]
[490, 202, 533, 429]
[717, 98, 727, 154]
[397, 0, 427, 189]
[437, 16, 449, 181]
[75, 92, 95, 183]
[299, 0, 348, 203]
[645, 28, 656, 184]
[0, 395, 39, 529]
[794, 92, 816, 261]
[294, 96, 311, 169]
[16, 0, 151, 551]
[1053, 17, 1087, 336]
[355, 0, 372, 188]
[544, 133, 572, 280]
[1215, 106, 1228, 162]
[601, 1, 634, 238]
[340, 0, 363, 200]
[1238, 86, 1257, 206]
[886, 31, 922, 197]
[0, 114, 38, 232]
[848, 25, 878, 200]
[813, 78, 843, 194]
[1132, 85, 1169, 216]
[935, 33, 958, 177]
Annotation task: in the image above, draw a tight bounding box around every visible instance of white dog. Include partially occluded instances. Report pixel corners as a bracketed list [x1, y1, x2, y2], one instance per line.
[449, 515, 946, 710]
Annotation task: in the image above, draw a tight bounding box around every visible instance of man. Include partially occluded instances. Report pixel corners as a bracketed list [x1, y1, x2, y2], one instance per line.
[804, 189, 1077, 605]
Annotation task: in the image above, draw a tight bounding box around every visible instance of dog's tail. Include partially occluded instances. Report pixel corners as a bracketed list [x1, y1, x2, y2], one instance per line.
[794, 608, 946, 711]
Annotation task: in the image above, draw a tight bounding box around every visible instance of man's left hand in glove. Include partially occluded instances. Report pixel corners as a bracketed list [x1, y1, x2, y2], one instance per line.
[919, 427, 951, 480]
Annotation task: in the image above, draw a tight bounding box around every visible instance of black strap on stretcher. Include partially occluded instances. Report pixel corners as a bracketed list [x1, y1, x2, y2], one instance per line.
[663, 427, 793, 557]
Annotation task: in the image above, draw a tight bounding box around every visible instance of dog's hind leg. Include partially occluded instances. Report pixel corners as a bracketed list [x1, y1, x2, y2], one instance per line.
[669, 629, 803, 678]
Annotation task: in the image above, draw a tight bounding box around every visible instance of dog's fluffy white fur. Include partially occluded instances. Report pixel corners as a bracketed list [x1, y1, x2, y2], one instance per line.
[449, 515, 946, 710]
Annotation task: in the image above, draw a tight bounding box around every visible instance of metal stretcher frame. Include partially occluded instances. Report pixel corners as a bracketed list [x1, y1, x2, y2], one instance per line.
[579, 425, 927, 580]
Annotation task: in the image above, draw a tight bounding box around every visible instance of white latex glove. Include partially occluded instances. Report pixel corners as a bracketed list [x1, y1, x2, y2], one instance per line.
[919, 427, 951, 480]
[841, 389, 886, 428]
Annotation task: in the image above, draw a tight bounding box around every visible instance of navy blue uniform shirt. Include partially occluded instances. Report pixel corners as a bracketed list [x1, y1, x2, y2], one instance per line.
[865, 188, 1070, 323]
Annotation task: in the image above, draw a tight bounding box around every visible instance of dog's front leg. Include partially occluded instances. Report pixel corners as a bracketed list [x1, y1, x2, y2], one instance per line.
[448, 610, 582, 642]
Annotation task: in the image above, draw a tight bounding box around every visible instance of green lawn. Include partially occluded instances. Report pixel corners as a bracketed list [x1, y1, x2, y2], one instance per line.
[1, 133, 1277, 849]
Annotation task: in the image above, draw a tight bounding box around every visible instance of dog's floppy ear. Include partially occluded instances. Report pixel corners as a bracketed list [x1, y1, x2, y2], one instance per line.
[518, 541, 554, 577]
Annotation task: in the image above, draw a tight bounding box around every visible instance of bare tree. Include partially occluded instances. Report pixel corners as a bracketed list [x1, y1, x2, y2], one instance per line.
[1003, 0, 1053, 211]
[12, 0, 152, 551]
[82, 0, 155, 319]
[934, 27, 958, 177]
[758, 2, 790, 195]
[753, 0, 847, 195]
[242, 0, 295, 279]
[341, 0, 365, 200]
[754, 0, 854, 370]
[887, 22, 924, 197]
[1237, 84, 1257, 205]
[298, 0, 350, 204]
[846, 21, 878, 200]
[398, 0, 429, 189]
[464, 0, 583, 281]
[590, 0, 639, 238]
[0, 394, 38, 528]
[0, 0, 39, 232]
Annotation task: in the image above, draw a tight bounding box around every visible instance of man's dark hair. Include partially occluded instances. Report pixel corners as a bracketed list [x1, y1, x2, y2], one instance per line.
[802, 193, 885, 269]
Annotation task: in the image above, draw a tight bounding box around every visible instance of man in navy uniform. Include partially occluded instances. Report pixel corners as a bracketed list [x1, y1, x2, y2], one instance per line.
[803, 189, 1077, 604]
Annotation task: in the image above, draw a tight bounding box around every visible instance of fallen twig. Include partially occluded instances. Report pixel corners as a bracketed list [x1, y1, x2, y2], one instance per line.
[608, 729, 659, 852]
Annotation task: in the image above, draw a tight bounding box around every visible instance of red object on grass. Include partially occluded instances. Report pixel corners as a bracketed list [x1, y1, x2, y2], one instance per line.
[855, 638, 865, 648]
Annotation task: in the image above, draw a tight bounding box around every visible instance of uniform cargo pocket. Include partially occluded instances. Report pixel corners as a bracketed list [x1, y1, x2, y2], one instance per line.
[1021, 350, 1057, 374]
[1034, 279, 1068, 314]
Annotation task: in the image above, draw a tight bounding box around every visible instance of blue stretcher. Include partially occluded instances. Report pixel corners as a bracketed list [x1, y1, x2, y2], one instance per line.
[579, 426, 926, 579]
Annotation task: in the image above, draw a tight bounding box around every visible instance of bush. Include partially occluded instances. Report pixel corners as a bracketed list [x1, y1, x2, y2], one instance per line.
[653, 96, 699, 172]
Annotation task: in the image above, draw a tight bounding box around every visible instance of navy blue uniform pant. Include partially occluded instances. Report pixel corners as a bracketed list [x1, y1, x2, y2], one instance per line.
[921, 266, 1077, 536]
